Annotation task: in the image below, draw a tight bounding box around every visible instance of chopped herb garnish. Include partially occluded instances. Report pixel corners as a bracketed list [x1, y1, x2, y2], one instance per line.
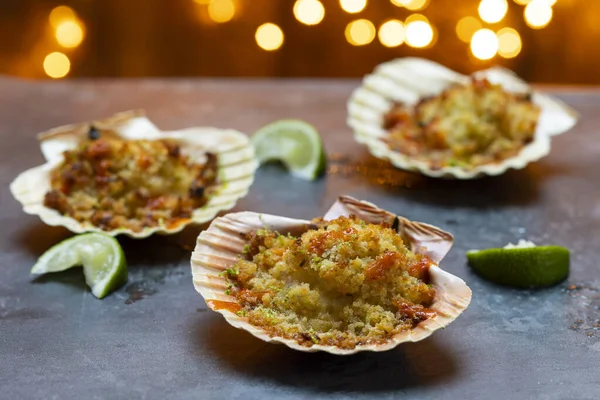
[308, 329, 319, 344]
[221, 267, 238, 278]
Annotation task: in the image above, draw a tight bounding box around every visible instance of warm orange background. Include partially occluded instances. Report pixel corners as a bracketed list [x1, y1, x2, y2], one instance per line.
[1, 0, 595, 83]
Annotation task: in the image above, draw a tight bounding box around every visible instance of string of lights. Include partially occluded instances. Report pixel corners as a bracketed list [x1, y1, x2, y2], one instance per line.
[41, 0, 559, 79]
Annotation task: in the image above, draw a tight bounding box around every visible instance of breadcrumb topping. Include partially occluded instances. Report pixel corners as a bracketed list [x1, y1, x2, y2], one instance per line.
[223, 215, 437, 349]
[44, 132, 217, 232]
[384, 78, 541, 169]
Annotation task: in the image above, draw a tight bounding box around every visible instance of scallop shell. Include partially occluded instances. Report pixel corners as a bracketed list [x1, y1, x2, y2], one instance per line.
[9, 110, 258, 238]
[191, 195, 472, 355]
[347, 57, 579, 179]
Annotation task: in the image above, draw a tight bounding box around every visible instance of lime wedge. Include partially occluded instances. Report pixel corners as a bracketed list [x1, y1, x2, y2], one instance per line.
[466, 241, 569, 288]
[31, 233, 128, 299]
[251, 119, 326, 180]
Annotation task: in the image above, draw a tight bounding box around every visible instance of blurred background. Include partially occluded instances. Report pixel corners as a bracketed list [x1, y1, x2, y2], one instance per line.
[1, 0, 597, 83]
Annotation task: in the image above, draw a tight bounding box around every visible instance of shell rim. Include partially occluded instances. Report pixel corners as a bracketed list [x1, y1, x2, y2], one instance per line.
[9, 109, 258, 238]
[191, 195, 473, 355]
[347, 57, 579, 179]
[204, 265, 470, 355]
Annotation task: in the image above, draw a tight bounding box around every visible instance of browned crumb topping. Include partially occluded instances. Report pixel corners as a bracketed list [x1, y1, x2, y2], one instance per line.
[384, 78, 541, 169]
[44, 129, 217, 232]
[221, 215, 437, 349]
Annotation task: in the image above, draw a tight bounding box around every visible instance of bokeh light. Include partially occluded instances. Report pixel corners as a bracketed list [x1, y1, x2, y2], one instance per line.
[293, 0, 325, 26]
[49, 6, 76, 28]
[515, 0, 556, 4]
[55, 20, 84, 48]
[208, 0, 235, 23]
[478, 0, 508, 24]
[406, 14, 428, 22]
[391, 0, 429, 11]
[194, 0, 211, 3]
[255, 23, 284, 51]
[524, 0, 553, 29]
[497, 27, 522, 58]
[378, 20, 405, 47]
[345, 19, 376, 46]
[405, 18, 433, 48]
[406, 0, 429, 10]
[456, 16, 482, 43]
[340, 0, 367, 14]
[43, 52, 70, 79]
[471, 28, 499, 60]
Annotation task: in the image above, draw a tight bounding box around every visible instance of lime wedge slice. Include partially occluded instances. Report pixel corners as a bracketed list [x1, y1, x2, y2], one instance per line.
[466, 241, 569, 288]
[31, 233, 128, 299]
[251, 119, 326, 180]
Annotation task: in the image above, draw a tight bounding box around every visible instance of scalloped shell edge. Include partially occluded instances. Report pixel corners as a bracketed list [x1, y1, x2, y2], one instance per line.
[191, 195, 472, 355]
[347, 57, 579, 179]
[9, 110, 258, 238]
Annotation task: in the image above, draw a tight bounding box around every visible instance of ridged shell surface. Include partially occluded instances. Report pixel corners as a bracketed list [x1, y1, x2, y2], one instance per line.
[347, 57, 579, 179]
[191, 195, 472, 355]
[9, 110, 258, 238]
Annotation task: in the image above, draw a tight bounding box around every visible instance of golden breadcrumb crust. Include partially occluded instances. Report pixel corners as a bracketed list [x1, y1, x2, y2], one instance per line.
[223, 215, 437, 349]
[384, 78, 540, 169]
[44, 133, 217, 232]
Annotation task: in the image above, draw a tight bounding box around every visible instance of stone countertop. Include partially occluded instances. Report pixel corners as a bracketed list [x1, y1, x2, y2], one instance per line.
[0, 77, 599, 400]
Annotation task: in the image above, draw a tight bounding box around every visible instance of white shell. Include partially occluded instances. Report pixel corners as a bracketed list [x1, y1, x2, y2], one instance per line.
[191, 195, 472, 355]
[347, 57, 579, 179]
[9, 110, 258, 238]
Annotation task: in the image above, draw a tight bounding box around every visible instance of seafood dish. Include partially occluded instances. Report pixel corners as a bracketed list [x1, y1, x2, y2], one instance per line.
[347, 57, 578, 179]
[10, 110, 257, 238]
[191, 195, 472, 354]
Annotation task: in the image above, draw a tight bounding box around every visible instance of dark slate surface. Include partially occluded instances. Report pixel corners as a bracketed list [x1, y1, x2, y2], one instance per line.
[0, 77, 599, 400]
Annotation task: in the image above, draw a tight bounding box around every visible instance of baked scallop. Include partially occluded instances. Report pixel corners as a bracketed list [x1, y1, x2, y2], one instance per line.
[347, 57, 579, 179]
[191, 195, 471, 355]
[10, 110, 257, 238]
